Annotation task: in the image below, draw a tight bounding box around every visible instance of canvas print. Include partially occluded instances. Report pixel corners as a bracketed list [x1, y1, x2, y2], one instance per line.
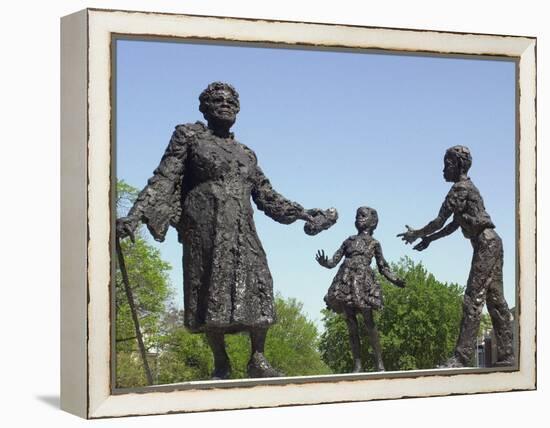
[113, 38, 517, 389]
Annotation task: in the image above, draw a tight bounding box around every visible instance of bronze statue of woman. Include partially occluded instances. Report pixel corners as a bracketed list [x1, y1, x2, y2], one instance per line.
[117, 82, 337, 379]
[316, 207, 405, 372]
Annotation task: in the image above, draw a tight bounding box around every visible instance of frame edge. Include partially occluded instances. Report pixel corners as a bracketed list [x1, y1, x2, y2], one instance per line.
[60, 8, 89, 419]
[83, 9, 538, 417]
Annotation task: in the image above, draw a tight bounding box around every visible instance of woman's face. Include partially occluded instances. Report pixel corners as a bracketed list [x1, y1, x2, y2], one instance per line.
[204, 89, 240, 127]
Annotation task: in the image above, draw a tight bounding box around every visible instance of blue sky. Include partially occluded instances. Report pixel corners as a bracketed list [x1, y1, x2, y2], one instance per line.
[116, 39, 516, 328]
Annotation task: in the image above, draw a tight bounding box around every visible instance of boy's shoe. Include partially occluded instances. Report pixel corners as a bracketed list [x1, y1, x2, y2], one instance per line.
[438, 356, 465, 368]
[493, 356, 516, 368]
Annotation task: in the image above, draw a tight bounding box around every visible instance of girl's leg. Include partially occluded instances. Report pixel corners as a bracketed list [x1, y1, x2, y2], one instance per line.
[343, 308, 362, 373]
[362, 308, 385, 372]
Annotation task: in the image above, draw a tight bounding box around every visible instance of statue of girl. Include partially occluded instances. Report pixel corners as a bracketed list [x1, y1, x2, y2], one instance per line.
[316, 206, 405, 372]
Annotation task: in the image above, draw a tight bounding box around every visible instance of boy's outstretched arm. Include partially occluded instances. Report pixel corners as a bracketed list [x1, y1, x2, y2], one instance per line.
[397, 192, 454, 244]
[413, 219, 459, 251]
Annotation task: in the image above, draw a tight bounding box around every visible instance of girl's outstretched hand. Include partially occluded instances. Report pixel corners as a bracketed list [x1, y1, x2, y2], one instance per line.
[316, 250, 329, 267]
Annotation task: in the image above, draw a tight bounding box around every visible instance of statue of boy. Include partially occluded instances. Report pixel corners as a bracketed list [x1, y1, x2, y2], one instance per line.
[398, 145, 514, 368]
[117, 82, 337, 379]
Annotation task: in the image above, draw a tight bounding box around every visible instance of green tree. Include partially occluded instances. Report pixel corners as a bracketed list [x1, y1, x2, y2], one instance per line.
[478, 312, 492, 338]
[115, 235, 174, 387]
[155, 306, 212, 383]
[319, 257, 464, 372]
[115, 180, 174, 388]
[266, 295, 332, 376]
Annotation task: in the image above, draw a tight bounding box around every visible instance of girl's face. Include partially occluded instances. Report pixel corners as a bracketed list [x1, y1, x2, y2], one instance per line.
[355, 209, 371, 232]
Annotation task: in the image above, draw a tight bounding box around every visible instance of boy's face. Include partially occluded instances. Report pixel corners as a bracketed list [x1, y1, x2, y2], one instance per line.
[443, 153, 460, 182]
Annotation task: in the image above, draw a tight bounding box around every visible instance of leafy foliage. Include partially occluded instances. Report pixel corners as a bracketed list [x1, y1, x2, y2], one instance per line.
[319, 257, 464, 372]
[116, 179, 140, 216]
[115, 237, 172, 347]
[478, 313, 492, 338]
[115, 180, 175, 387]
[154, 306, 213, 383]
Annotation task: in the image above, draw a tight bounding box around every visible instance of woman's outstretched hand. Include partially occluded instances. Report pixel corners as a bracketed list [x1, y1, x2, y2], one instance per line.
[304, 208, 338, 236]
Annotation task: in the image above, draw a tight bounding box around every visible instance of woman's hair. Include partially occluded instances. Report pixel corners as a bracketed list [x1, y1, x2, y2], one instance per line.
[446, 145, 472, 174]
[198, 81, 240, 114]
[357, 206, 379, 231]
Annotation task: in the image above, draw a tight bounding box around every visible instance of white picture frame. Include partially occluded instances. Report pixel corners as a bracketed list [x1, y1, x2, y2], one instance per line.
[60, 8, 536, 419]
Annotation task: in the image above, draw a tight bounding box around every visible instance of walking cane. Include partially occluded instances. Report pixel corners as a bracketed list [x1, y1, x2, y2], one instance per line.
[116, 236, 154, 385]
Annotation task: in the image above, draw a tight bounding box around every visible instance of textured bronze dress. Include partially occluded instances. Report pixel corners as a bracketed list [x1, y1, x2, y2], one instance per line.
[128, 122, 305, 333]
[324, 234, 386, 313]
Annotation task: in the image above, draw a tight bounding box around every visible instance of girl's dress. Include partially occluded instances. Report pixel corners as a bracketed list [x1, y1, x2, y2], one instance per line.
[324, 233, 385, 313]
